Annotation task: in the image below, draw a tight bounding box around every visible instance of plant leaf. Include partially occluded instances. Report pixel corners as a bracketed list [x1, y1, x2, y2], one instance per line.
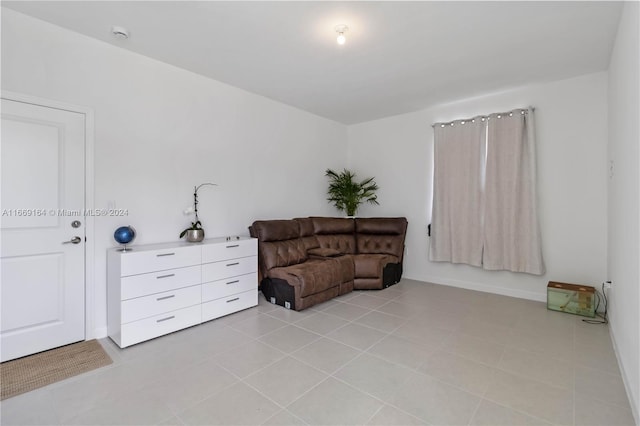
[325, 168, 379, 215]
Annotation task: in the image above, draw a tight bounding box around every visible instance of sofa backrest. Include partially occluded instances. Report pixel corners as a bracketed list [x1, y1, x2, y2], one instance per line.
[294, 217, 320, 251]
[355, 217, 408, 259]
[250, 220, 307, 274]
[310, 217, 356, 254]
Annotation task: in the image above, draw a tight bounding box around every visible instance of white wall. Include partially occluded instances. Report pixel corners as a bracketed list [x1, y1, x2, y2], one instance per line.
[607, 2, 640, 421]
[1, 9, 348, 337]
[348, 72, 608, 302]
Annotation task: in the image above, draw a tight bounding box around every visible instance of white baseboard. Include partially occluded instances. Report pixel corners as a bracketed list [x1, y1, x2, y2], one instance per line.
[88, 326, 108, 340]
[608, 321, 639, 425]
[403, 274, 547, 302]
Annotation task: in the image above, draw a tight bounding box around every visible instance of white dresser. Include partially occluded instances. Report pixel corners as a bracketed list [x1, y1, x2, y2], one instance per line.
[107, 237, 257, 348]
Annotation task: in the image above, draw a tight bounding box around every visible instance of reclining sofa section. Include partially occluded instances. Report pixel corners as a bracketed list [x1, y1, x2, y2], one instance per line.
[249, 217, 408, 311]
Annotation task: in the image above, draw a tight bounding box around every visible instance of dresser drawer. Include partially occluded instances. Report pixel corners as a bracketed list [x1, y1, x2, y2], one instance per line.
[202, 238, 257, 262]
[120, 305, 201, 348]
[121, 284, 201, 324]
[202, 273, 257, 303]
[203, 256, 257, 282]
[202, 289, 258, 322]
[121, 245, 201, 276]
[121, 265, 201, 300]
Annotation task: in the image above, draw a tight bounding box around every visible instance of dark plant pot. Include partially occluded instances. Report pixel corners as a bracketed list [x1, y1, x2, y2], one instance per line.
[185, 229, 204, 242]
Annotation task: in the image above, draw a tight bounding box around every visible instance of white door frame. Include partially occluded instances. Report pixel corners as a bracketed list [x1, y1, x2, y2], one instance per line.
[1, 90, 97, 340]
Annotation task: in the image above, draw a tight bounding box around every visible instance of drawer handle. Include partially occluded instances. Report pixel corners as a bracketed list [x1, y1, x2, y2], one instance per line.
[156, 315, 175, 323]
[156, 253, 175, 257]
[226, 297, 239, 303]
[226, 262, 240, 267]
[226, 244, 240, 248]
[156, 274, 175, 279]
[226, 280, 240, 285]
[156, 295, 175, 301]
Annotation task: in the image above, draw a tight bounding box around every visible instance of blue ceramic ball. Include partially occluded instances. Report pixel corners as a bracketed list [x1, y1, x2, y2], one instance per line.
[114, 226, 136, 245]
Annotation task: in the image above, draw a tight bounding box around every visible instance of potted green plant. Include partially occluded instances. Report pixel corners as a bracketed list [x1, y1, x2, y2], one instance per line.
[325, 168, 379, 217]
[180, 183, 217, 242]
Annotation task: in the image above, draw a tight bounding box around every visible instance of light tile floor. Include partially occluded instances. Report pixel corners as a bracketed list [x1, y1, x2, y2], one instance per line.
[1, 279, 635, 425]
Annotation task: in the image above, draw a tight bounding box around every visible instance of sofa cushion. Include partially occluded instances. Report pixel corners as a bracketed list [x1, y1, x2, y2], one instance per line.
[353, 254, 398, 278]
[295, 217, 315, 237]
[268, 259, 338, 297]
[307, 247, 342, 257]
[355, 218, 408, 258]
[355, 217, 407, 234]
[329, 254, 355, 282]
[311, 217, 355, 234]
[261, 240, 307, 270]
[294, 218, 321, 251]
[316, 234, 356, 254]
[309, 217, 357, 254]
[356, 234, 405, 257]
[252, 220, 300, 242]
[354, 277, 384, 290]
[252, 220, 308, 270]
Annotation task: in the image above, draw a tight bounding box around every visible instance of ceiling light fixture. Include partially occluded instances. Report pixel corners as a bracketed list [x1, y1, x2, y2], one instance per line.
[111, 26, 129, 40]
[335, 24, 348, 45]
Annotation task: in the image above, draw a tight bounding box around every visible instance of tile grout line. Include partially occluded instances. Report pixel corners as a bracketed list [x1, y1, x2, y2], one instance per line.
[466, 338, 506, 426]
[361, 403, 386, 425]
[260, 408, 310, 426]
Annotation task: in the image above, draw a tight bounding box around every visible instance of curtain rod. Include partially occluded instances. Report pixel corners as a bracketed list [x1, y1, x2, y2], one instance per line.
[431, 106, 535, 128]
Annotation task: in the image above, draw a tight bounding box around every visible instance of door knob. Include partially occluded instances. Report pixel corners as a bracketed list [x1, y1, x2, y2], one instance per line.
[62, 236, 82, 244]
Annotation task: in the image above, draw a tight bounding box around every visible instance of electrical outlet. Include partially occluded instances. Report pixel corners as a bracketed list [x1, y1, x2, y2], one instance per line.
[604, 281, 612, 290]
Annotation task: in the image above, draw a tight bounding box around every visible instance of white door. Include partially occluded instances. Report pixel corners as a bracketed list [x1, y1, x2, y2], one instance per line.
[1, 98, 86, 362]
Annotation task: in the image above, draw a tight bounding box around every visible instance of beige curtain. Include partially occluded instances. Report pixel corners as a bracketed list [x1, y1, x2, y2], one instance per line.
[483, 109, 545, 274]
[429, 119, 485, 266]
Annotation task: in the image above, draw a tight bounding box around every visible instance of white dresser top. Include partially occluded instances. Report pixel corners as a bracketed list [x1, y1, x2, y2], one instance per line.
[110, 235, 255, 254]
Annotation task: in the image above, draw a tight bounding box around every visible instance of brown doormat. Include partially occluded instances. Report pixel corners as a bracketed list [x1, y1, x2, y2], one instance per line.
[0, 339, 113, 400]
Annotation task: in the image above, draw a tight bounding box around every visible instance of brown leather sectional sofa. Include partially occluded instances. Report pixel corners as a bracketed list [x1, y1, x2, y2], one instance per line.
[249, 217, 408, 311]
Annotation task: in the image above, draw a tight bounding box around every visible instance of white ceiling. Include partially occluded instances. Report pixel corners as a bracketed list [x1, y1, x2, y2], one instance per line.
[3, 1, 623, 124]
